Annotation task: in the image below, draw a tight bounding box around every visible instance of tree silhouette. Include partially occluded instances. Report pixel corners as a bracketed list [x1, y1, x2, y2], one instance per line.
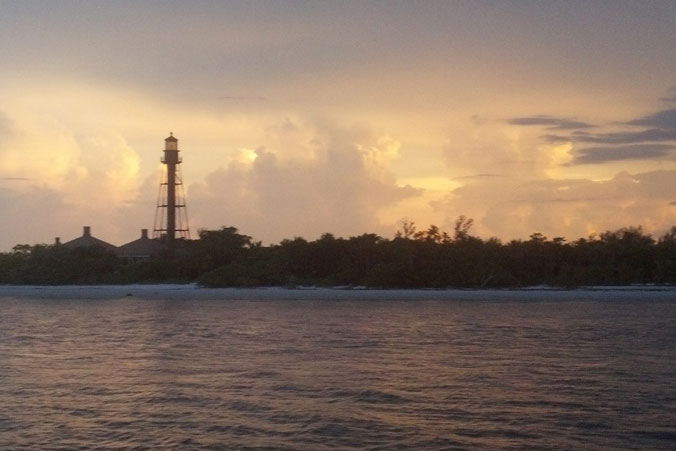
[2, 220, 676, 288]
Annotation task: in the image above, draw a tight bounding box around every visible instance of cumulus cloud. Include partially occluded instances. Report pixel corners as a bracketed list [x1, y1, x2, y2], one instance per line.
[438, 93, 676, 240]
[443, 116, 573, 180]
[0, 81, 425, 248]
[434, 170, 676, 241]
[187, 119, 421, 243]
[0, 104, 143, 249]
[0, 113, 84, 188]
[0, 106, 140, 201]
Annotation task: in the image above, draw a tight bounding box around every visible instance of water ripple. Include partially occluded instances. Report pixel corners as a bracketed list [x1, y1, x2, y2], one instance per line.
[0, 296, 675, 449]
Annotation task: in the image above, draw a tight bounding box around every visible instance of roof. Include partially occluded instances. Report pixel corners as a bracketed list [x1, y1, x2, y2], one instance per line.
[165, 133, 178, 142]
[62, 234, 117, 252]
[116, 234, 164, 259]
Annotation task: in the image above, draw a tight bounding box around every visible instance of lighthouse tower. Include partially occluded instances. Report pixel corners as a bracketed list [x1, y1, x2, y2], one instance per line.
[153, 133, 190, 251]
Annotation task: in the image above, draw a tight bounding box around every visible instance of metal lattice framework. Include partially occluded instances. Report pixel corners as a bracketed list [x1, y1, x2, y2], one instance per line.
[153, 134, 190, 241]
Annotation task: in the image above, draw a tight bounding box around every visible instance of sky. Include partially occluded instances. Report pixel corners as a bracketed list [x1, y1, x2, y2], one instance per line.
[1, 0, 676, 250]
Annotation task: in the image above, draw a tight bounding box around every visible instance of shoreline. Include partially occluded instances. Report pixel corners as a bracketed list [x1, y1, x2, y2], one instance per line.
[1, 284, 676, 301]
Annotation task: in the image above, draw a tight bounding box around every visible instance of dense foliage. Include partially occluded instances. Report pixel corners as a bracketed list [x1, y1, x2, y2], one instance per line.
[2, 220, 676, 288]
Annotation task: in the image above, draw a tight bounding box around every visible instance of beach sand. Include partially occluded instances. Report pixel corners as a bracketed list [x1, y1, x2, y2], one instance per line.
[1, 284, 675, 301]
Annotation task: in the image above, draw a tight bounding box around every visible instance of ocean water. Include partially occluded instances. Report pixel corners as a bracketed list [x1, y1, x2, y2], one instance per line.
[0, 294, 675, 450]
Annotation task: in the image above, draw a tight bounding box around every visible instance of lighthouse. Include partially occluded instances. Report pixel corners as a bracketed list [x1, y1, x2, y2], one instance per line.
[153, 133, 190, 252]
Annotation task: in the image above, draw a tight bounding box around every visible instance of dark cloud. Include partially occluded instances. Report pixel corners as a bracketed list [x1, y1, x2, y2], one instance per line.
[626, 108, 676, 130]
[539, 105, 676, 148]
[567, 144, 675, 165]
[0, 177, 31, 181]
[660, 86, 676, 104]
[573, 128, 676, 145]
[508, 115, 594, 130]
[542, 134, 570, 144]
[545, 128, 676, 145]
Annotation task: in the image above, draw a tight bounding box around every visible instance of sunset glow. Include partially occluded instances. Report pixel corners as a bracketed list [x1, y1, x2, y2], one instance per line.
[1, 1, 676, 249]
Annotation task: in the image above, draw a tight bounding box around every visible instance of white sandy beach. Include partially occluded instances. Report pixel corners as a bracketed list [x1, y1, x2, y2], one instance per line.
[1, 284, 676, 301]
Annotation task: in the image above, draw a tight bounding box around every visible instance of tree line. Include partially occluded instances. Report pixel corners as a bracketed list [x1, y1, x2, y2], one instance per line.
[2, 217, 676, 288]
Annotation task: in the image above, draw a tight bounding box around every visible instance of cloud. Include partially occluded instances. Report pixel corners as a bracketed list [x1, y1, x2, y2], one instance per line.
[576, 128, 676, 145]
[0, 110, 141, 206]
[544, 129, 676, 146]
[0, 111, 12, 136]
[0, 183, 129, 250]
[188, 119, 421, 243]
[568, 144, 675, 165]
[522, 94, 676, 160]
[0, 81, 429, 248]
[0, 177, 31, 182]
[217, 95, 267, 102]
[0, 101, 145, 249]
[443, 118, 557, 178]
[660, 86, 676, 104]
[626, 108, 676, 130]
[508, 115, 594, 130]
[434, 170, 676, 241]
[0, 186, 73, 249]
[542, 134, 572, 144]
[452, 173, 503, 180]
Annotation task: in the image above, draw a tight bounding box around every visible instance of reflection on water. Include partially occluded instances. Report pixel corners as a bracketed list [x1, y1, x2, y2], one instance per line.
[1, 297, 675, 449]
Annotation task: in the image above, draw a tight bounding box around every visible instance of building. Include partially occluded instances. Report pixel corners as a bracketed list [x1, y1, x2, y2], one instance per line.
[153, 133, 190, 254]
[61, 226, 117, 252]
[56, 134, 190, 259]
[116, 229, 164, 260]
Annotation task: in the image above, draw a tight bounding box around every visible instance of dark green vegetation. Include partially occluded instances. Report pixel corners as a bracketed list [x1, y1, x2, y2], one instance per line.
[3, 219, 676, 288]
